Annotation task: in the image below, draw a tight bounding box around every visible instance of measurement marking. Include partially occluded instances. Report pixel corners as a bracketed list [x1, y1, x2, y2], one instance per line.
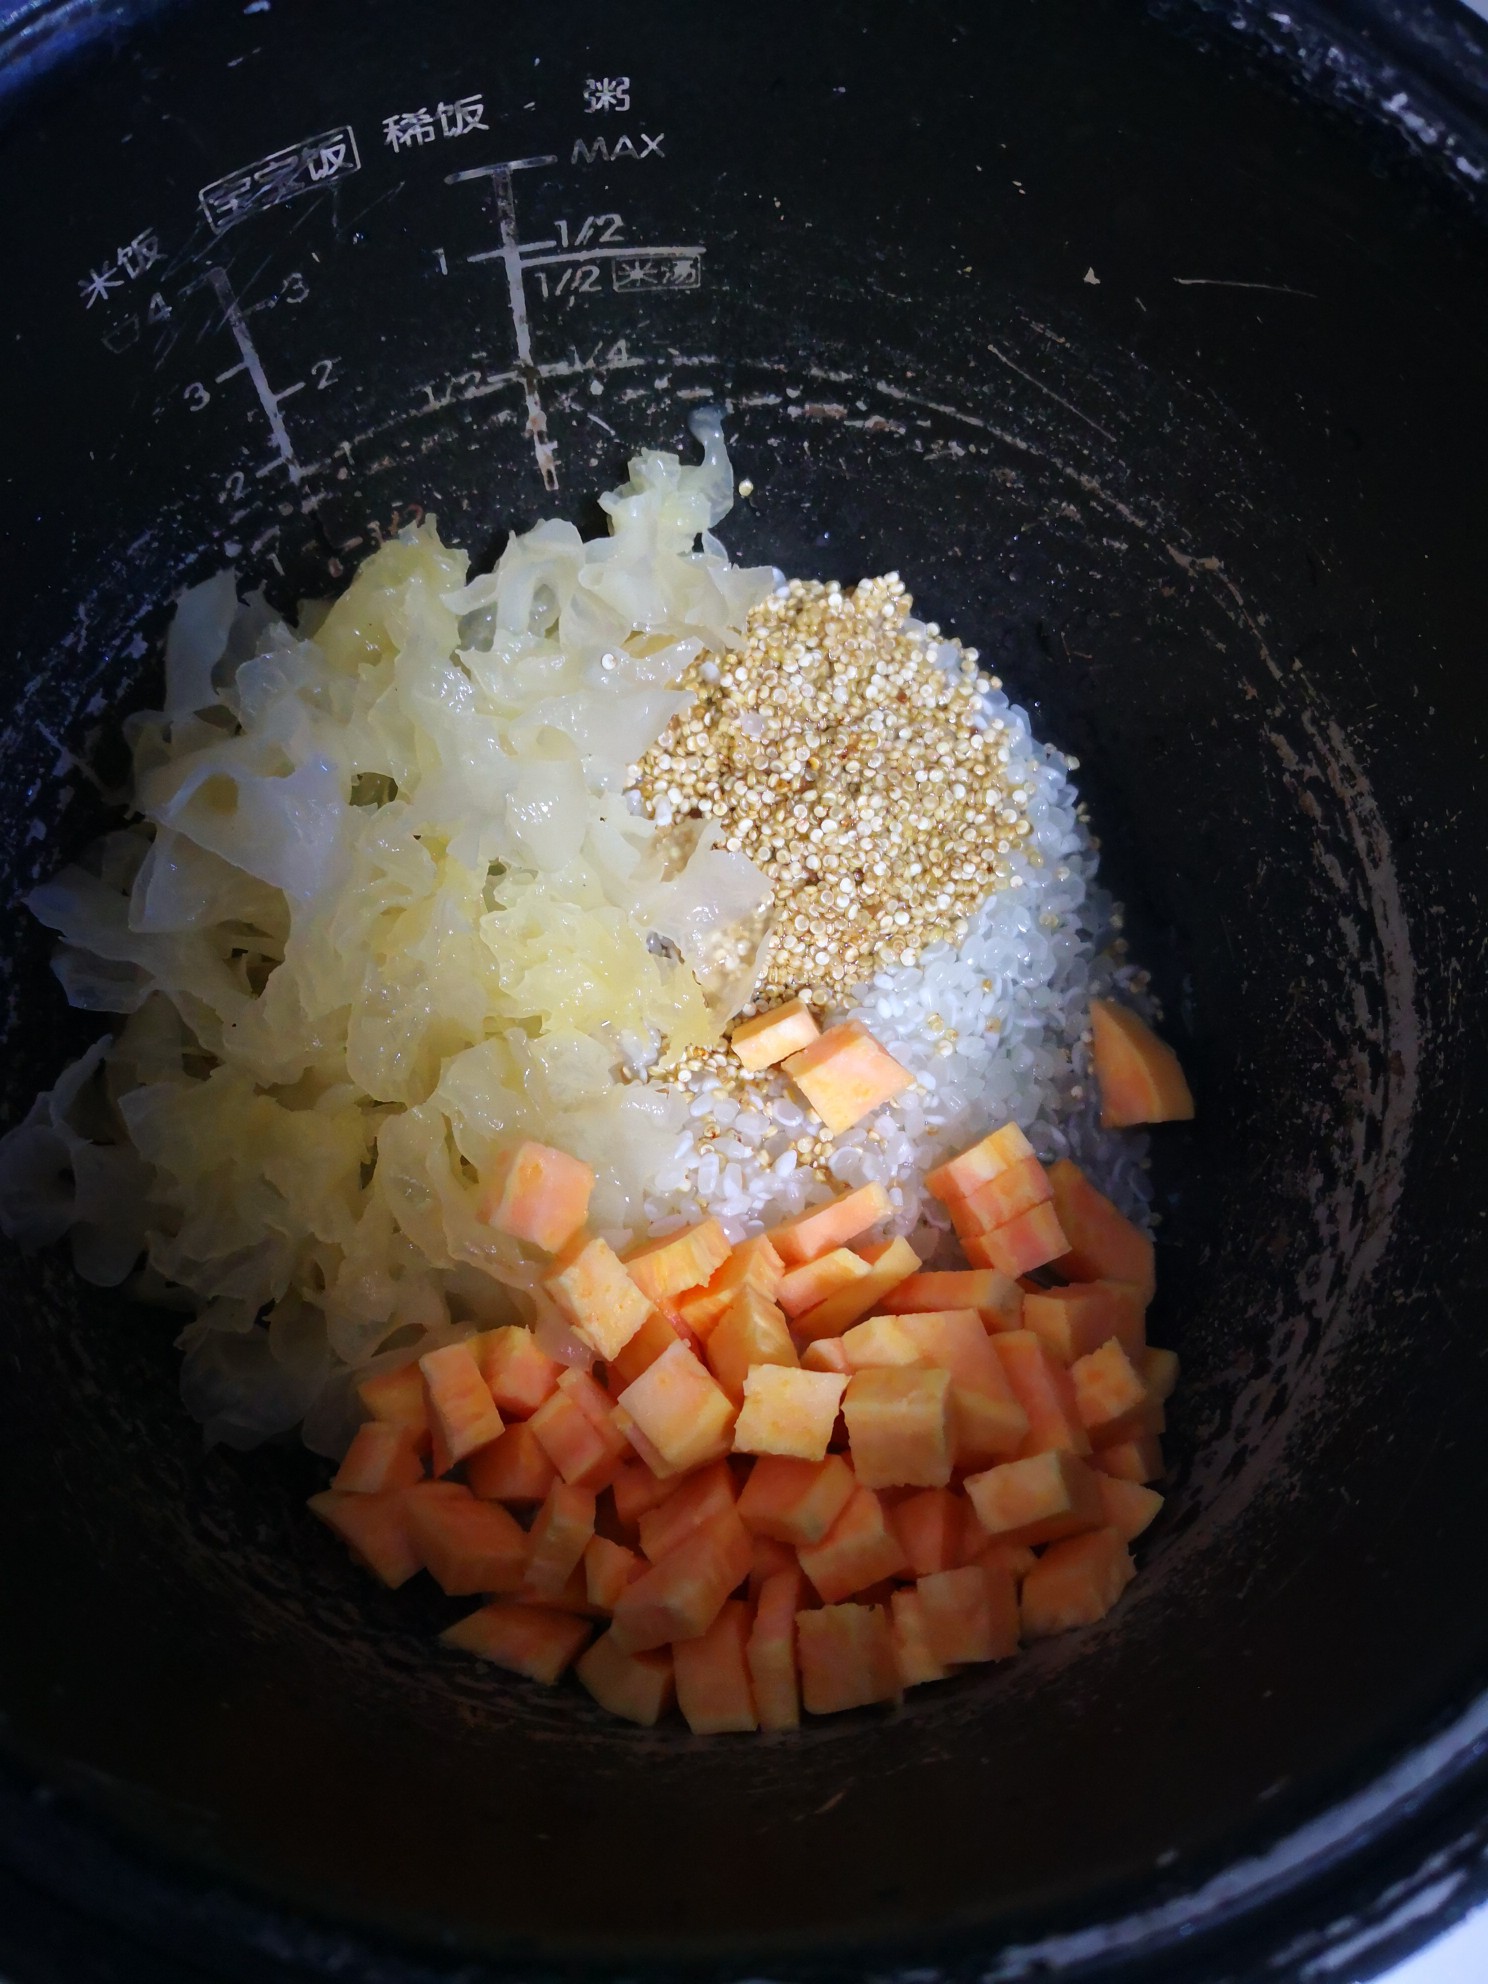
[200, 267, 304, 484]
[449, 155, 560, 490]
[515, 243, 702, 270]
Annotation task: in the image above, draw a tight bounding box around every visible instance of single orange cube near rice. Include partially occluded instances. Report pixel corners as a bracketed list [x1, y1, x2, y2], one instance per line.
[1089, 998, 1195, 1129]
[609, 1506, 753, 1653]
[891, 1586, 949, 1688]
[472, 1324, 563, 1417]
[674, 1599, 759, 1734]
[917, 1563, 1021, 1665]
[1021, 1526, 1136, 1638]
[637, 1459, 736, 1563]
[729, 995, 821, 1071]
[583, 1533, 643, 1613]
[419, 1341, 504, 1476]
[1022, 1280, 1148, 1365]
[924, 1122, 1036, 1204]
[528, 1367, 630, 1489]
[332, 1421, 424, 1495]
[465, 1421, 559, 1505]
[794, 1235, 922, 1344]
[525, 1481, 597, 1599]
[403, 1482, 530, 1597]
[881, 1268, 1024, 1332]
[964, 1202, 1070, 1278]
[992, 1331, 1091, 1457]
[784, 1019, 914, 1135]
[616, 1339, 737, 1476]
[623, 1217, 732, 1307]
[733, 1364, 847, 1461]
[964, 1449, 1104, 1547]
[770, 1181, 893, 1266]
[843, 1366, 954, 1490]
[776, 1246, 872, 1318]
[576, 1632, 675, 1726]
[308, 1488, 423, 1589]
[738, 1452, 856, 1546]
[478, 1139, 594, 1253]
[356, 1360, 431, 1452]
[1047, 1159, 1156, 1301]
[441, 1600, 592, 1683]
[798, 1484, 910, 1602]
[947, 1155, 1054, 1241]
[705, 1288, 798, 1403]
[748, 1565, 806, 1730]
[544, 1234, 653, 1361]
[797, 1601, 900, 1714]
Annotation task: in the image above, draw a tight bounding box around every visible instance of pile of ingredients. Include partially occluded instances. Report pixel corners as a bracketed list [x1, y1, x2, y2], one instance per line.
[0, 419, 1195, 1727]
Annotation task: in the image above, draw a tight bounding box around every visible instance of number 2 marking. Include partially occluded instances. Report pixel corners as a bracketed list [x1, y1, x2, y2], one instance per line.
[312, 357, 338, 390]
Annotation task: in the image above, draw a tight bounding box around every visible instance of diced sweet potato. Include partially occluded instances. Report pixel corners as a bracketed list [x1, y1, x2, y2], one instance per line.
[584, 1534, 643, 1612]
[610, 1458, 679, 1529]
[1092, 1435, 1165, 1484]
[892, 1309, 1006, 1387]
[308, 1488, 423, 1588]
[882, 1268, 1024, 1332]
[529, 1367, 630, 1489]
[924, 1123, 1036, 1204]
[332, 1421, 424, 1495]
[420, 1342, 504, 1476]
[465, 1421, 559, 1504]
[947, 1156, 1054, 1241]
[1094, 1474, 1164, 1542]
[617, 1339, 737, 1475]
[674, 1600, 758, 1734]
[1021, 1527, 1136, 1638]
[918, 1563, 1020, 1665]
[441, 1600, 592, 1682]
[838, 1314, 922, 1368]
[516, 1560, 596, 1619]
[1090, 1396, 1166, 1449]
[964, 1203, 1070, 1279]
[770, 1182, 892, 1267]
[972, 1538, 1038, 1583]
[1089, 999, 1195, 1128]
[609, 1507, 753, 1653]
[477, 1140, 594, 1253]
[1047, 1160, 1156, 1301]
[843, 1367, 954, 1490]
[705, 1288, 799, 1403]
[738, 1453, 856, 1546]
[525, 1482, 597, 1598]
[623, 1217, 733, 1309]
[777, 1246, 872, 1318]
[890, 1587, 950, 1687]
[784, 1019, 914, 1135]
[964, 1449, 1104, 1547]
[950, 1384, 1032, 1469]
[1072, 1339, 1150, 1442]
[575, 1632, 675, 1726]
[606, 1308, 687, 1390]
[472, 1325, 562, 1417]
[1143, 1346, 1180, 1402]
[544, 1234, 652, 1360]
[798, 1484, 910, 1601]
[730, 996, 821, 1071]
[403, 1482, 529, 1597]
[794, 1236, 922, 1344]
[1023, 1280, 1148, 1365]
[797, 1602, 900, 1714]
[749, 1532, 798, 1597]
[637, 1460, 736, 1563]
[355, 1360, 431, 1453]
[678, 1236, 785, 1338]
[890, 1486, 961, 1576]
[733, 1365, 847, 1461]
[992, 1331, 1091, 1456]
[749, 1566, 805, 1729]
[801, 1337, 853, 1376]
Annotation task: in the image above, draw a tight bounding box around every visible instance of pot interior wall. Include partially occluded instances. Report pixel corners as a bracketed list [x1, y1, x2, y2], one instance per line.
[0, 0, 1486, 1969]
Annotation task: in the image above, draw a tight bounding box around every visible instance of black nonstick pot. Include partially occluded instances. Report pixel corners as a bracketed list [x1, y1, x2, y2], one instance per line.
[3, 1, 1488, 1978]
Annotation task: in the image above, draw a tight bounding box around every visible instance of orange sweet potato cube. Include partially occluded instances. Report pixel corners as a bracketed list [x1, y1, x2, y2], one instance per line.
[798, 1484, 911, 1601]
[1144, 1346, 1180, 1402]
[881, 1268, 1024, 1332]
[838, 1314, 923, 1369]
[734, 1365, 846, 1461]
[801, 1337, 853, 1376]
[1090, 1396, 1166, 1449]
[465, 1422, 559, 1505]
[923, 1122, 1036, 1204]
[403, 1482, 529, 1597]
[1092, 1435, 1165, 1484]
[1089, 999, 1195, 1129]
[419, 1341, 504, 1476]
[964, 1202, 1070, 1278]
[584, 1534, 643, 1613]
[1047, 1160, 1156, 1300]
[890, 1486, 962, 1577]
[609, 1458, 679, 1528]
[794, 1236, 921, 1343]
[623, 1217, 732, 1306]
[730, 995, 821, 1071]
[705, 1288, 799, 1403]
[738, 1453, 856, 1546]
[947, 1156, 1054, 1242]
[355, 1360, 431, 1453]
[843, 1367, 954, 1490]
[917, 1563, 1020, 1665]
[472, 1325, 562, 1417]
[674, 1599, 758, 1734]
[973, 1538, 1039, 1582]
[528, 1367, 630, 1489]
[637, 1459, 736, 1562]
[964, 1449, 1104, 1547]
[441, 1600, 592, 1683]
[796, 1601, 900, 1714]
[777, 1246, 873, 1318]
[892, 1308, 1026, 1441]
[516, 1560, 597, 1619]
[1023, 1280, 1148, 1365]
[1072, 1339, 1150, 1441]
[770, 1182, 892, 1265]
[477, 1139, 594, 1253]
[605, 1308, 688, 1391]
[784, 1019, 914, 1135]
[678, 1236, 786, 1338]
[609, 1507, 753, 1653]
[748, 1566, 806, 1729]
[749, 1532, 798, 1597]
[616, 1339, 737, 1475]
[1094, 1474, 1164, 1542]
[992, 1331, 1091, 1456]
[525, 1481, 597, 1598]
[1021, 1527, 1136, 1638]
[575, 1632, 675, 1726]
[891, 1586, 949, 1687]
[332, 1421, 424, 1495]
[308, 1488, 423, 1588]
[544, 1233, 652, 1361]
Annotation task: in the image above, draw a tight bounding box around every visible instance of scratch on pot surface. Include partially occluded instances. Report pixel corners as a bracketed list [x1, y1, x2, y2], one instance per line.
[984, 339, 1118, 445]
[1173, 277, 1318, 297]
